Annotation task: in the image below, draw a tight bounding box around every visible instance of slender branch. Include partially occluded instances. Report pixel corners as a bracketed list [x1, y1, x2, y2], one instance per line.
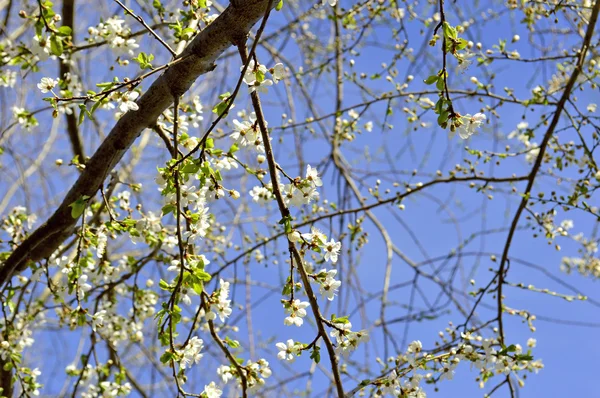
[495, 0, 600, 345]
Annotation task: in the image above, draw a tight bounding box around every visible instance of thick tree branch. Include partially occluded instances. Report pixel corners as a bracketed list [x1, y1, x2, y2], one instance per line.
[0, 0, 277, 287]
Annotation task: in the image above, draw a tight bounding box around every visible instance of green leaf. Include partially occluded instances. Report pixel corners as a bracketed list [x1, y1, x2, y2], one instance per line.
[278, 215, 293, 234]
[214, 169, 222, 182]
[205, 138, 214, 149]
[159, 279, 171, 290]
[331, 314, 350, 324]
[310, 346, 320, 363]
[194, 268, 212, 282]
[181, 162, 200, 174]
[77, 104, 93, 126]
[225, 336, 240, 348]
[442, 22, 457, 40]
[192, 282, 204, 295]
[275, 0, 283, 11]
[515, 354, 534, 361]
[133, 52, 154, 70]
[78, 106, 86, 126]
[57, 26, 72, 36]
[160, 351, 174, 364]
[424, 75, 439, 85]
[456, 38, 468, 50]
[68, 195, 90, 219]
[161, 204, 176, 216]
[437, 111, 449, 125]
[498, 344, 517, 356]
[50, 35, 63, 56]
[436, 77, 445, 91]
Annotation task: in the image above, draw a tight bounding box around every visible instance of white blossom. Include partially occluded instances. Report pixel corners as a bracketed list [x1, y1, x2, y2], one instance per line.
[179, 336, 204, 369]
[284, 299, 309, 327]
[276, 339, 298, 362]
[457, 113, 486, 139]
[118, 91, 139, 113]
[318, 269, 341, 301]
[203, 382, 222, 398]
[271, 63, 285, 83]
[37, 77, 57, 93]
[324, 239, 342, 263]
[306, 164, 323, 187]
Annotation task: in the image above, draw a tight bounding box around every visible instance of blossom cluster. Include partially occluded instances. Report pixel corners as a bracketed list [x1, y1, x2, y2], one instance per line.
[250, 164, 323, 208]
[241, 60, 285, 94]
[87, 16, 140, 57]
[217, 358, 272, 393]
[368, 329, 542, 397]
[330, 320, 369, 356]
[289, 226, 342, 264]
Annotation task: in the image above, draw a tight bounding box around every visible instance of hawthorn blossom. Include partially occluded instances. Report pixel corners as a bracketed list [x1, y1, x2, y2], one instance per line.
[301, 186, 320, 204]
[249, 186, 273, 204]
[241, 60, 267, 84]
[217, 365, 233, 383]
[211, 279, 232, 322]
[91, 310, 106, 332]
[190, 96, 204, 127]
[282, 184, 303, 207]
[440, 361, 458, 381]
[271, 63, 285, 83]
[231, 118, 254, 146]
[111, 36, 139, 56]
[306, 164, 323, 187]
[88, 16, 140, 57]
[318, 269, 341, 301]
[276, 339, 298, 362]
[380, 370, 401, 396]
[117, 191, 130, 209]
[407, 340, 423, 354]
[330, 321, 369, 356]
[248, 359, 272, 385]
[96, 227, 107, 258]
[118, 91, 139, 113]
[248, 78, 273, 94]
[37, 77, 57, 93]
[301, 226, 327, 246]
[214, 156, 238, 170]
[284, 299, 309, 327]
[457, 112, 486, 139]
[179, 336, 204, 369]
[12, 107, 38, 131]
[31, 36, 51, 61]
[77, 275, 92, 299]
[167, 184, 199, 208]
[203, 382, 222, 398]
[324, 239, 342, 263]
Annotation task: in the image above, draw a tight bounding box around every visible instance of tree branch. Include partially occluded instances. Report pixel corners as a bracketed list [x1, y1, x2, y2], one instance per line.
[0, 0, 277, 287]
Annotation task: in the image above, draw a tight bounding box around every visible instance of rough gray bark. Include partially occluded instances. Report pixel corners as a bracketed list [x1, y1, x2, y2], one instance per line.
[0, 0, 274, 287]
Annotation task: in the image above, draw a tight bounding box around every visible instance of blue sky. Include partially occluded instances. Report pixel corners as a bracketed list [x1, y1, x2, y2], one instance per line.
[1, 0, 599, 397]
